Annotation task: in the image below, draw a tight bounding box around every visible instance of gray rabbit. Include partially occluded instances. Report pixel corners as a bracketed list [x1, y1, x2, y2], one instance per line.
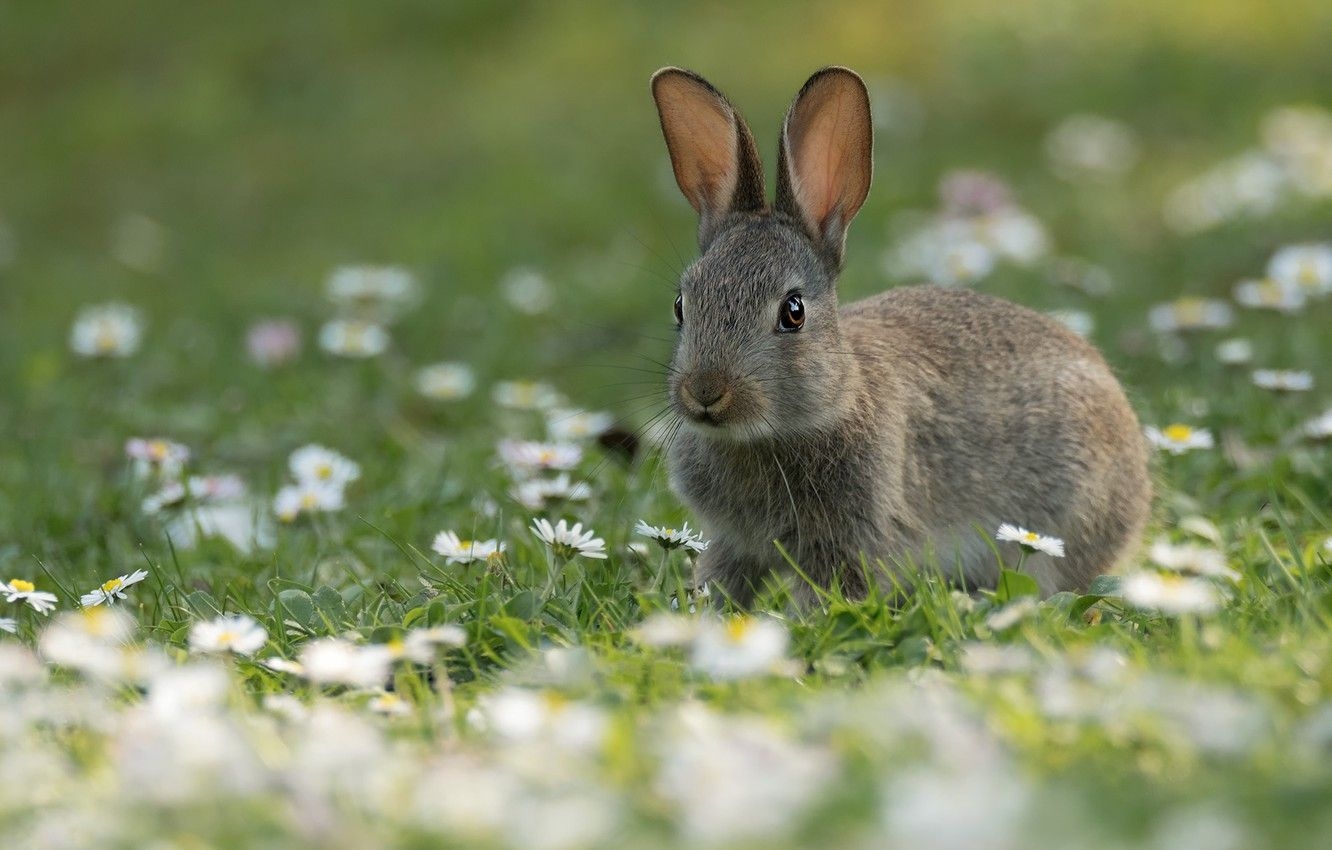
[650, 66, 1151, 606]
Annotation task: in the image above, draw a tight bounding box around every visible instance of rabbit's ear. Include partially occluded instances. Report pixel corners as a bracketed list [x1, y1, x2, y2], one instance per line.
[775, 67, 873, 269]
[652, 67, 766, 248]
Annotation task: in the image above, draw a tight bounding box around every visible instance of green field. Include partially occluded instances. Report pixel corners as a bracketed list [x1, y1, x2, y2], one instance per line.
[3, 2, 1332, 847]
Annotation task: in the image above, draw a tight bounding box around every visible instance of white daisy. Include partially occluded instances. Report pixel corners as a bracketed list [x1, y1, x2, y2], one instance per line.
[80, 569, 150, 607]
[1044, 113, 1138, 181]
[995, 523, 1066, 557]
[1267, 243, 1332, 296]
[547, 408, 615, 442]
[634, 520, 709, 553]
[1145, 423, 1215, 454]
[125, 437, 191, 480]
[325, 265, 419, 317]
[1147, 297, 1234, 333]
[931, 238, 996, 286]
[630, 613, 700, 648]
[1122, 571, 1222, 616]
[0, 617, 15, 635]
[273, 481, 345, 522]
[70, 303, 143, 358]
[1215, 338, 1253, 366]
[985, 597, 1039, 631]
[1148, 539, 1238, 580]
[367, 691, 414, 717]
[1, 579, 59, 614]
[500, 266, 554, 314]
[531, 518, 608, 560]
[497, 439, 583, 474]
[414, 361, 476, 401]
[289, 444, 360, 488]
[976, 208, 1049, 265]
[510, 474, 592, 509]
[1252, 369, 1313, 392]
[689, 616, 791, 681]
[431, 531, 506, 565]
[491, 380, 563, 410]
[1301, 409, 1332, 440]
[317, 318, 389, 358]
[1233, 277, 1306, 313]
[297, 638, 392, 688]
[189, 613, 268, 655]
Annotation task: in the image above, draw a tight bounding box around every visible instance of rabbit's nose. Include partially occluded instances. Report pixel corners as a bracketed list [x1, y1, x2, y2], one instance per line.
[682, 372, 731, 413]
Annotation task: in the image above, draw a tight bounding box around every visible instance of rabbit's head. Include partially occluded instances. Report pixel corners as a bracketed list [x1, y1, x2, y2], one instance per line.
[651, 67, 873, 440]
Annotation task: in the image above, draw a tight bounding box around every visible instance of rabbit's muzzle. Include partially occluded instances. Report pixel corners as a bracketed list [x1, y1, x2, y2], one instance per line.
[678, 370, 734, 426]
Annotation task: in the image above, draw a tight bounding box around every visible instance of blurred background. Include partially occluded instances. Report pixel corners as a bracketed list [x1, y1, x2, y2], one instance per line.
[3, 0, 1331, 542]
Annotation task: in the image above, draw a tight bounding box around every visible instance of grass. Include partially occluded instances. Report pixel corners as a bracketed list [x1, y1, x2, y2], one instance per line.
[3, 1, 1332, 847]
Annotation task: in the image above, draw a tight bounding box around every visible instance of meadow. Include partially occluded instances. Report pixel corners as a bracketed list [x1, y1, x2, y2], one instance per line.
[3, 1, 1332, 847]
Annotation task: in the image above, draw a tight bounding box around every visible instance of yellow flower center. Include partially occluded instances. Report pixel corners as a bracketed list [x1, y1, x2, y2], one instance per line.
[541, 691, 569, 713]
[300, 492, 319, 509]
[315, 462, 333, 479]
[1174, 297, 1205, 325]
[1022, 532, 1039, 544]
[537, 450, 556, 464]
[95, 327, 120, 352]
[217, 630, 237, 646]
[9, 579, 35, 593]
[101, 578, 124, 593]
[387, 637, 405, 657]
[1163, 424, 1194, 442]
[726, 617, 752, 641]
[147, 439, 170, 460]
[1297, 262, 1317, 285]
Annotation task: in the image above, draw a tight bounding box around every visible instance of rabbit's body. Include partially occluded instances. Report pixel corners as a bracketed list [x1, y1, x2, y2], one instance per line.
[650, 67, 1150, 605]
[669, 283, 1150, 604]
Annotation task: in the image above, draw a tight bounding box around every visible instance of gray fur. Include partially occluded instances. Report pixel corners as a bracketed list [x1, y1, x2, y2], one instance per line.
[651, 67, 1151, 607]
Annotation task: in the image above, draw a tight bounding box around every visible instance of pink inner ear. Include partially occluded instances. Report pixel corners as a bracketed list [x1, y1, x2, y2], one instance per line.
[785, 75, 872, 239]
[655, 79, 739, 216]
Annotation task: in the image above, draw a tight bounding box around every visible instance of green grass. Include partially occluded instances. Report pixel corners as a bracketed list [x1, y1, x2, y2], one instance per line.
[3, 1, 1332, 847]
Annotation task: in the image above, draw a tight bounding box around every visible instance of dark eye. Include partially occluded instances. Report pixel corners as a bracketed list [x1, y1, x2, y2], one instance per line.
[673, 294, 683, 326]
[777, 293, 805, 332]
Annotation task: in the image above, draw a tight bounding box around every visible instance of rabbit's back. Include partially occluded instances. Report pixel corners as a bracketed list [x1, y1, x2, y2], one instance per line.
[842, 285, 1151, 592]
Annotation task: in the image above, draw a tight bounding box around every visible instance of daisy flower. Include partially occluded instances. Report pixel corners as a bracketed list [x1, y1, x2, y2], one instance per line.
[0, 617, 15, 634]
[69, 302, 143, 358]
[189, 613, 268, 655]
[498, 439, 583, 474]
[289, 444, 360, 488]
[531, 518, 608, 560]
[491, 380, 563, 410]
[1145, 423, 1214, 454]
[1267, 243, 1332, 296]
[297, 637, 392, 688]
[431, 531, 506, 565]
[2, 579, 59, 614]
[1147, 297, 1234, 334]
[500, 266, 554, 314]
[1148, 539, 1238, 580]
[985, 597, 1039, 631]
[547, 408, 615, 442]
[367, 691, 414, 717]
[1215, 338, 1253, 366]
[1044, 113, 1139, 181]
[1232, 277, 1306, 313]
[1301, 409, 1332, 440]
[634, 520, 709, 553]
[414, 361, 476, 401]
[1251, 369, 1313, 392]
[976, 208, 1050, 265]
[510, 474, 592, 509]
[318, 318, 389, 358]
[995, 523, 1066, 557]
[80, 569, 150, 607]
[325, 265, 419, 318]
[1122, 571, 1222, 616]
[273, 481, 346, 522]
[689, 616, 791, 681]
[125, 437, 190, 479]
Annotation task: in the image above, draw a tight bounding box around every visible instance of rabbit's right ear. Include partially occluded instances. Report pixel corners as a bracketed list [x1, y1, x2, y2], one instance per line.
[652, 68, 766, 249]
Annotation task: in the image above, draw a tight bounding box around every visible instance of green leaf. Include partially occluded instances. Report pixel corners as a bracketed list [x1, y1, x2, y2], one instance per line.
[995, 569, 1041, 602]
[1086, 575, 1124, 597]
[277, 589, 318, 632]
[312, 585, 348, 626]
[186, 590, 223, 617]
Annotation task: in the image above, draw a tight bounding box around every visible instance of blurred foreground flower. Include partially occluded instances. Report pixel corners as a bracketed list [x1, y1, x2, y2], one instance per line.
[1149, 539, 1237, 580]
[273, 480, 345, 522]
[690, 616, 791, 680]
[0, 617, 15, 634]
[246, 319, 301, 366]
[531, 518, 607, 560]
[1145, 423, 1214, 454]
[189, 614, 268, 655]
[295, 637, 392, 688]
[1267, 243, 1332, 296]
[126, 437, 191, 480]
[499, 439, 582, 474]
[547, 408, 614, 441]
[499, 266, 554, 314]
[996, 523, 1065, 557]
[1251, 369, 1313, 392]
[1044, 113, 1138, 181]
[492, 380, 563, 410]
[290, 444, 360, 488]
[1148, 297, 1234, 333]
[511, 473, 592, 509]
[80, 569, 149, 607]
[1122, 571, 1222, 616]
[326, 264, 419, 321]
[1232, 277, 1306, 313]
[70, 302, 143, 358]
[1301, 409, 1332, 440]
[1215, 338, 1253, 366]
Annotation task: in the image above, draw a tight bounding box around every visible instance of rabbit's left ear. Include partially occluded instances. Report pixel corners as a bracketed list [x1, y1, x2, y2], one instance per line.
[775, 67, 874, 270]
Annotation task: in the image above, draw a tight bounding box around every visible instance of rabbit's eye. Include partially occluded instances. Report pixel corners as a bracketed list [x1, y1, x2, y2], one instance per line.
[777, 293, 805, 332]
[673, 294, 684, 326]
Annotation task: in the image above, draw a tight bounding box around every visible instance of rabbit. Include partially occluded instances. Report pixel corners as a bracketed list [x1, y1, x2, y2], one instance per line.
[649, 66, 1151, 607]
